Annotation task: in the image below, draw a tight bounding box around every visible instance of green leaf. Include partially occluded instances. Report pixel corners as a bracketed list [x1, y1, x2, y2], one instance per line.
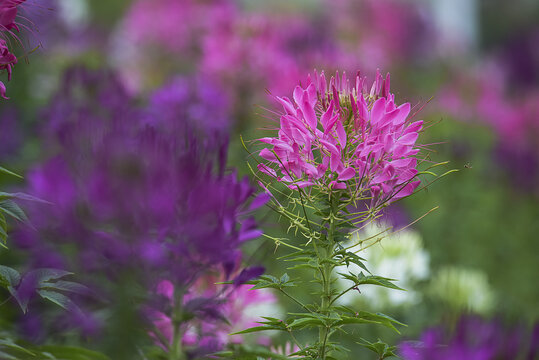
[40, 280, 89, 295]
[36, 345, 110, 360]
[0, 350, 18, 360]
[335, 250, 371, 274]
[36, 290, 79, 312]
[216, 344, 289, 360]
[26, 268, 73, 287]
[355, 272, 404, 290]
[230, 325, 287, 335]
[0, 200, 28, 223]
[0, 265, 21, 288]
[335, 310, 405, 333]
[0, 212, 7, 245]
[288, 317, 324, 330]
[0, 338, 36, 356]
[358, 338, 398, 359]
[0, 166, 23, 179]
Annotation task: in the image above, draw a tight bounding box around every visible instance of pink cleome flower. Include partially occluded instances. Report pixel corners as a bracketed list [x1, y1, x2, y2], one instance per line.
[0, 0, 27, 99]
[257, 70, 423, 208]
[149, 277, 278, 350]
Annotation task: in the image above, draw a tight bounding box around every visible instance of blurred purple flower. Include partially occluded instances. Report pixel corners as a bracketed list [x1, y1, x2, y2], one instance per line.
[399, 316, 538, 360]
[14, 68, 266, 340]
[20, 67, 260, 281]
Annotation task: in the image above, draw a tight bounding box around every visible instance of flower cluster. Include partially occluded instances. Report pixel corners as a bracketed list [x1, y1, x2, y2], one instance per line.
[0, 0, 27, 99]
[258, 70, 422, 208]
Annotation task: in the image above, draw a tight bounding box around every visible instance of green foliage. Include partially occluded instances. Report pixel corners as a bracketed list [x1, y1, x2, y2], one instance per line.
[215, 344, 290, 360]
[358, 338, 398, 359]
[0, 266, 89, 313]
[0, 334, 110, 360]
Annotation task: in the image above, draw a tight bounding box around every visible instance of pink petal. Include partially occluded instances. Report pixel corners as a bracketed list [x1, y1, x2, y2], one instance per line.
[335, 120, 347, 147]
[320, 100, 335, 131]
[330, 181, 347, 190]
[370, 98, 387, 125]
[276, 96, 296, 116]
[0, 81, 8, 100]
[398, 132, 419, 146]
[337, 167, 356, 181]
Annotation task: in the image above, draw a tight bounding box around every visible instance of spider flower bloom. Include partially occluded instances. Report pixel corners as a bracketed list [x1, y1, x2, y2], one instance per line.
[258, 70, 422, 208]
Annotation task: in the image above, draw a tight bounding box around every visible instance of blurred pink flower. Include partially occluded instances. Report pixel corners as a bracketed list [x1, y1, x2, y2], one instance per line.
[149, 276, 278, 351]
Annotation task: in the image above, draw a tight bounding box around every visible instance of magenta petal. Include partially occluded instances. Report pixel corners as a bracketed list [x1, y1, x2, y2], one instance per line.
[335, 120, 347, 147]
[301, 97, 318, 129]
[370, 98, 386, 125]
[330, 152, 343, 173]
[306, 83, 317, 106]
[404, 120, 423, 134]
[0, 81, 8, 100]
[329, 181, 346, 189]
[257, 163, 277, 177]
[276, 96, 296, 116]
[393, 103, 411, 125]
[293, 86, 303, 106]
[320, 100, 335, 131]
[319, 138, 340, 155]
[288, 181, 314, 190]
[398, 132, 419, 146]
[395, 180, 420, 199]
[259, 148, 277, 162]
[249, 193, 270, 210]
[337, 167, 355, 181]
[239, 229, 263, 242]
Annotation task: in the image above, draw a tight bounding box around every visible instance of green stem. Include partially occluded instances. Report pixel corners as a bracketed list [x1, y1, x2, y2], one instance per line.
[318, 194, 338, 359]
[170, 288, 186, 360]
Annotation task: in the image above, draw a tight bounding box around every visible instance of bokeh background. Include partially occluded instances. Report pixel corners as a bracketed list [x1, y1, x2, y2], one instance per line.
[1, 0, 538, 359]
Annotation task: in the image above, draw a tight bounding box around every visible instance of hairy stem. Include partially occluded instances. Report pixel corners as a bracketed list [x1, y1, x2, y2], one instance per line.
[318, 194, 338, 359]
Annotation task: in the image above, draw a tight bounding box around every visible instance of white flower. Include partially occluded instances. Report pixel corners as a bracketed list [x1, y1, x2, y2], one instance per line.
[428, 266, 495, 314]
[335, 222, 429, 308]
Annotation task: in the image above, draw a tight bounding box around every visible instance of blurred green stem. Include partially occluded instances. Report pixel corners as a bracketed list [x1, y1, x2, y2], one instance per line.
[170, 289, 186, 360]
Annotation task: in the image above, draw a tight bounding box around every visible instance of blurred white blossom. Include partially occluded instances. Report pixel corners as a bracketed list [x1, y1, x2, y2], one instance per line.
[336, 222, 430, 308]
[428, 266, 495, 314]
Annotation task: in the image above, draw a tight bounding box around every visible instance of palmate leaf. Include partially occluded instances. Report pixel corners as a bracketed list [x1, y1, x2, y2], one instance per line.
[0, 265, 21, 288]
[358, 338, 398, 359]
[0, 200, 28, 224]
[334, 249, 371, 274]
[250, 273, 295, 290]
[36, 290, 78, 312]
[231, 316, 289, 335]
[7, 268, 89, 313]
[337, 271, 404, 291]
[334, 306, 405, 333]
